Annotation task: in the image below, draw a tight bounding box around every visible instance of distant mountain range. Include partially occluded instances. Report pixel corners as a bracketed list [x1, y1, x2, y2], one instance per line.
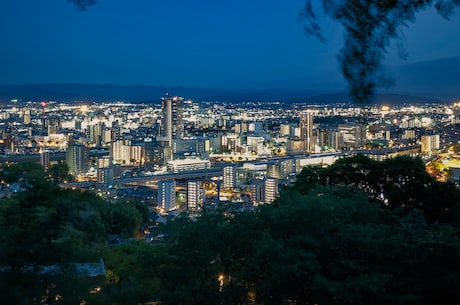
[0, 83, 450, 106]
[0, 83, 326, 104]
[1, 56, 459, 105]
[387, 56, 460, 100]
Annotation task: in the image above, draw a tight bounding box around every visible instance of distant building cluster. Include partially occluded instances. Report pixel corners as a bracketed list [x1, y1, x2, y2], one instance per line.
[1, 96, 458, 217]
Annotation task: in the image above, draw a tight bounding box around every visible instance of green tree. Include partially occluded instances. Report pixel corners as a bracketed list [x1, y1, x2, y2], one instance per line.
[0, 161, 45, 184]
[294, 155, 460, 223]
[49, 162, 73, 183]
[248, 187, 460, 305]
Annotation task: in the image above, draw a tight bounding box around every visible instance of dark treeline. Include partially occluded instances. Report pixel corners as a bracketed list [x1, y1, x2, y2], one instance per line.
[1, 156, 460, 304]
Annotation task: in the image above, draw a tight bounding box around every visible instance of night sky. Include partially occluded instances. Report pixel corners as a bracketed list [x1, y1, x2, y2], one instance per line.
[1, 0, 460, 92]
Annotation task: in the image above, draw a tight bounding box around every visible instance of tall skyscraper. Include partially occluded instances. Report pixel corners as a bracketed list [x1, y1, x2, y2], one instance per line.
[223, 165, 236, 189]
[187, 180, 205, 210]
[300, 112, 313, 152]
[158, 180, 176, 212]
[160, 95, 184, 147]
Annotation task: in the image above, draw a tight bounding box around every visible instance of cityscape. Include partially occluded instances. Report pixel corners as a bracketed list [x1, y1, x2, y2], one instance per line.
[3, 1, 460, 304]
[1, 97, 460, 216]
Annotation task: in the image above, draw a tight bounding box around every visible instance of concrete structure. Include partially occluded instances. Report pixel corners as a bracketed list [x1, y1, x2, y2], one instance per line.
[97, 156, 114, 186]
[158, 180, 176, 212]
[40, 149, 50, 172]
[300, 112, 313, 152]
[250, 180, 264, 205]
[223, 165, 237, 189]
[167, 159, 211, 173]
[187, 180, 205, 210]
[264, 177, 278, 204]
[421, 134, 440, 153]
[66, 142, 89, 175]
[160, 95, 184, 147]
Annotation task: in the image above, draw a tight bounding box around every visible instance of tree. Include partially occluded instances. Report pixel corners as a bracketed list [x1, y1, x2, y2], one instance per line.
[49, 162, 72, 183]
[293, 155, 460, 223]
[248, 187, 460, 305]
[301, 0, 460, 103]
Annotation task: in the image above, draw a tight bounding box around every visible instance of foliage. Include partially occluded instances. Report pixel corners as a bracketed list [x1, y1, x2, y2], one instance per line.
[2, 161, 460, 304]
[49, 162, 73, 183]
[0, 161, 45, 184]
[301, 0, 460, 103]
[294, 154, 460, 223]
[0, 172, 145, 267]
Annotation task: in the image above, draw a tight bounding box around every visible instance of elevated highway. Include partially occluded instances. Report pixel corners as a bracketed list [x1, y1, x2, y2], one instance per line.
[60, 168, 223, 188]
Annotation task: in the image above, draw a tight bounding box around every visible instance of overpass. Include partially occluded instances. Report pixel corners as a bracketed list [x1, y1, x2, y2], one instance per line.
[60, 168, 223, 188]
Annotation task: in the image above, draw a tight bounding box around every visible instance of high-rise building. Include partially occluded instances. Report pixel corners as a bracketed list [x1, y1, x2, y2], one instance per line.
[266, 163, 281, 179]
[280, 123, 291, 136]
[286, 137, 305, 156]
[223, 165, 236, 189]
[89, 123, 105, 147]
[40, 149, 50, 172]
[158, 180, 176, 212]
[97, 156, 113, 186]
[47, 124, 59, 135]
[250, 180, 264, 205]
[187, 180, 205, 210]
[421, 134, 440, 153]
[264, 177, 278, 204]
[66, 143, 89, 176]
[160, 95, 184, 147]
[110, 139, 131, 164]
[23, 108, 31, 125]
[338, 123, 366, 149]
[300, 112, 314, 152]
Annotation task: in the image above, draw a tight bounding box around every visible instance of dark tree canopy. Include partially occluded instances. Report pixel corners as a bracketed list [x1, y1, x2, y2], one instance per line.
[301, 0, 460, 103]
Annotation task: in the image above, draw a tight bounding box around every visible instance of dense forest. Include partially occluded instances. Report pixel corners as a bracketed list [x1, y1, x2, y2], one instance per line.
[1, 156, 460, 305]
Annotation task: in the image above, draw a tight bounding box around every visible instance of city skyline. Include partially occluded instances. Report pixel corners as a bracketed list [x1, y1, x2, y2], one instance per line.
[2, 1, 460, 94]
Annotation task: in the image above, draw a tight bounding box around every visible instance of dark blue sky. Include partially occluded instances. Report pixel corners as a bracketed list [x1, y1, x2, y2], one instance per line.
[1, 0, 460, 91]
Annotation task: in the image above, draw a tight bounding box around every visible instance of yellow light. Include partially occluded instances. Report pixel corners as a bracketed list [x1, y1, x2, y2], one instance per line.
[80, 105, 89, 113]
